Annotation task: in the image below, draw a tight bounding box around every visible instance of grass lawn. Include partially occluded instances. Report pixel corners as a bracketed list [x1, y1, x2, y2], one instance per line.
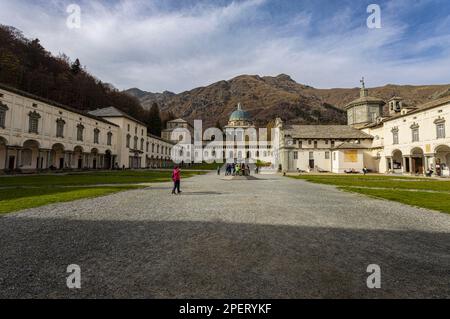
[0, 186, 142, 215]
[183, 162, 220, 170]
[290, 174, 450, 214]
[0, 170, 206, 215]
[0, 170, 204, 187]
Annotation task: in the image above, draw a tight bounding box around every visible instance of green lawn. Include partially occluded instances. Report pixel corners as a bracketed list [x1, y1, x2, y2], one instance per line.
[0, 170, 205, 214]
[183, 162, 220, 170]
[290, 174, 450, 214]
[0, 170, 204, 187]
[0, 186, 142, 215]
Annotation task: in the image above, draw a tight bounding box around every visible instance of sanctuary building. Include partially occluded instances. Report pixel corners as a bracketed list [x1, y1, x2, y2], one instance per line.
[276, 79, 450, 176]
[1, 79, 450, 177]
[0, 84, 174, 172]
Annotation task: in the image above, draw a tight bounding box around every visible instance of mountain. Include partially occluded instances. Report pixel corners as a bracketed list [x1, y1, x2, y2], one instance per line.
[125, 75, 450, 128]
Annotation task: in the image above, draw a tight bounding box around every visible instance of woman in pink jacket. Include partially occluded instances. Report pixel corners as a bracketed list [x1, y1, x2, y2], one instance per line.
[172, 166, 181, 195]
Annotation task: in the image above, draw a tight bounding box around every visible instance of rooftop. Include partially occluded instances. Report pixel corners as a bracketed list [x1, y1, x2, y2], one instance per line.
[284, 125, 373, 139]
[0, 83, 119, 127]
[333, 142, 368, 150]
[89, 106, 146, 126]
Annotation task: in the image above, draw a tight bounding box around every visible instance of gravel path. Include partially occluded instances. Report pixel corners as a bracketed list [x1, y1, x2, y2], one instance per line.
[0, 173, 449, 298]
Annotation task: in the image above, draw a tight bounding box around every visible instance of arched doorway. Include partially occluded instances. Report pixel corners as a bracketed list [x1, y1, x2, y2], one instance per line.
[22, 140, 41, 170]
[51, 143, 65, 169]
[392, 150, 403, 173]
[411, 147, 424, 175]
[0, 137, 8, 170]
[435, 145, 450, 176]
[104, 150, 112, 169]
[91, 148, 99, 169]
[74, 146, 84, 169]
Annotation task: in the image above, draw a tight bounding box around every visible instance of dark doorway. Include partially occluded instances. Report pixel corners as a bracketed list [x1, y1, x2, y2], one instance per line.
[309, 159, 315, 169]
[413, 157, 424, 174]
[78, 158, 82, 169]
[93, 159, 97, 169]
[8, 156, 15, 170]
[104, 152, 112, 169]
[59, 158, 64, 169]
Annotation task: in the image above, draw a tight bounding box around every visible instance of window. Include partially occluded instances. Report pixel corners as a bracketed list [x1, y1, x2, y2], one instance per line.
[77, 124, 84, 141]
[56, 118, 65, 138]
[94, 128, 100, 144]
[436, 122, 446, 139]
[412, 128, 419, 142]
[146, 142, 149, 152]
[107, 132, 112, 146]
[333, 152, 336, 160]
[325, 151, 330, 159]
[392, 128, 399, 145]
[410, 123, 419, 142]
[293, 151, 298, 160]
[127, 124, 130, 132]
[126, 134, 131, 148]
[140, 138, 144, 151]
[299, 141, 303, 149]
[152, 143, 155, 152]
[28, 111, 41, 134]
[393, 131, 399, 144]
[134, 136, 138, 149]
[314, 141, 318, 148]
[370, 112, 377, 122]
[0, 102, 8, 128]
[309, 152, 314, 160]
[331, 140, 335, 148]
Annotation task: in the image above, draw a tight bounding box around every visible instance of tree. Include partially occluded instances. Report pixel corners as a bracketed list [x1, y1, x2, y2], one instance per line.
[0, 48, 21, 86]
[215, 120, 222, 131]
[146, 102, 163, 136]
[71, 58, 81, 75]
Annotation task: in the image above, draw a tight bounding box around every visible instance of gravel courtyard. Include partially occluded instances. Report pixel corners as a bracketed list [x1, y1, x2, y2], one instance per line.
[0, 173, 449, 298]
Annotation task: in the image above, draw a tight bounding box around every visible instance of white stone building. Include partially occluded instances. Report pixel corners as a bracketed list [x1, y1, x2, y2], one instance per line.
[360, 94, 450, 176]
[0, 84, 174, 172]
[3, 79, 449, 176]
[276, 122, 373, 173]
[276, 79, 450, 176]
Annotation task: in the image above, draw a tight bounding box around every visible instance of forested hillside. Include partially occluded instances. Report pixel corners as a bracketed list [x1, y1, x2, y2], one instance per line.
[0, 25, 165, 132]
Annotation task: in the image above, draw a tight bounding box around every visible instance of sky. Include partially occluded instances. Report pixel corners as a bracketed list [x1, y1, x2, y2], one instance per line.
[0, 0, 449, 93]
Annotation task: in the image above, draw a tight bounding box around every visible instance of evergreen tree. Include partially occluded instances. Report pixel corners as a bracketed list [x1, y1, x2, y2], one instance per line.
[71, 58, 81, 75]
[147, 102, 162, 136]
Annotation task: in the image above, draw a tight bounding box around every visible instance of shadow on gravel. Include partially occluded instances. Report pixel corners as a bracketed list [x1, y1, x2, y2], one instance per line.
[0, 217, 449, 299]
[178, 192, 223, 196]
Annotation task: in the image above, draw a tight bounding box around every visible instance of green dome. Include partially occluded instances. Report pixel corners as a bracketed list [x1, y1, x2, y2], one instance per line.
[229, 103, 251, 122]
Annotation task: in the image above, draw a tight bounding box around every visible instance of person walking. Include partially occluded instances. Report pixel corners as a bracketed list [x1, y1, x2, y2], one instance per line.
[172, 166, 182, 195]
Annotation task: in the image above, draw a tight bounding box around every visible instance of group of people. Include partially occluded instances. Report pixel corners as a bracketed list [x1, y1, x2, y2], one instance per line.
[224, 163, 251, 176]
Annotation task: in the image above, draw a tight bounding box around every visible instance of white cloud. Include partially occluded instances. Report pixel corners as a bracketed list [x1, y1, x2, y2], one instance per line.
[0, 0, 448, 92]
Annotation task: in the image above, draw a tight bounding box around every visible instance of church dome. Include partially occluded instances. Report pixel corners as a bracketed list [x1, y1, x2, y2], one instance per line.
[229, 103, 251, 122]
